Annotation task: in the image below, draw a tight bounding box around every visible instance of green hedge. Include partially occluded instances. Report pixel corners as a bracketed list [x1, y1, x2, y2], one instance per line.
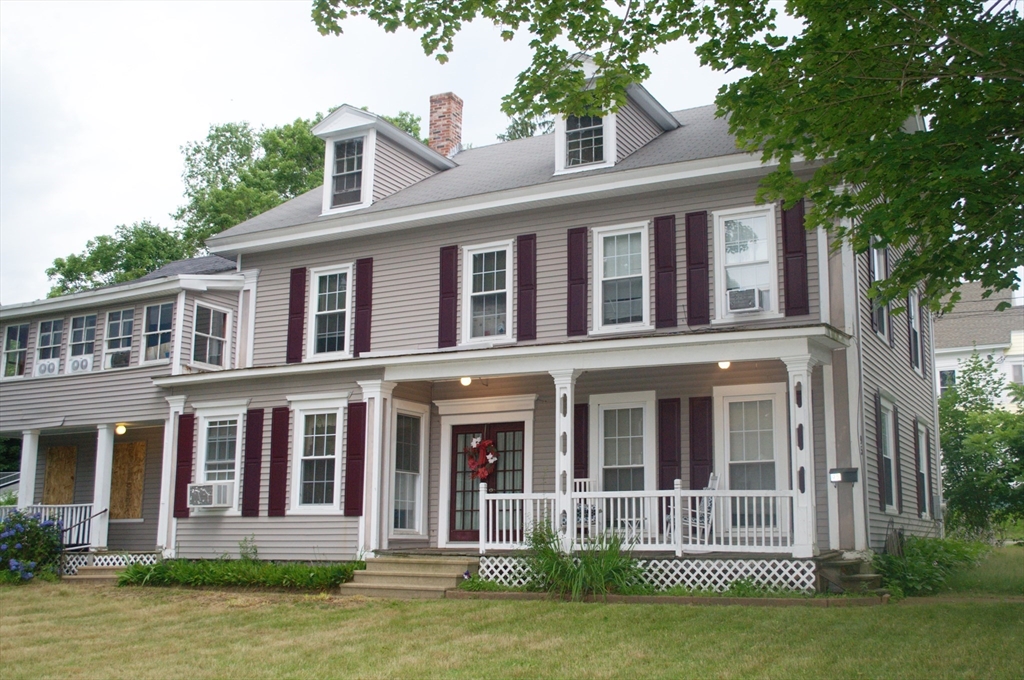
[874, 536, 988, 597]
[118, 559, 362, 591]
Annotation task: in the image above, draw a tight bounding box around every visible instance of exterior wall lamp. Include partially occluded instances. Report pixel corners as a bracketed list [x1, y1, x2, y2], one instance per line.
[460, 377, 472, 386]
[829, 467, 858, 486]
[115, 424, 127, 436]
[718, 361, 731, 369]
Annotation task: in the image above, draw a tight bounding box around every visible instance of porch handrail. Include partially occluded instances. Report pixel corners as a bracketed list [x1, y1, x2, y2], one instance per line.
[20, 504, 96, 547]
[479, 485, 557, 554]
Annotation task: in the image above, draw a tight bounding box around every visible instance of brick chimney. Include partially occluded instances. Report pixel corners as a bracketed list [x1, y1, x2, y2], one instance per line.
[428, 92, 463, 158]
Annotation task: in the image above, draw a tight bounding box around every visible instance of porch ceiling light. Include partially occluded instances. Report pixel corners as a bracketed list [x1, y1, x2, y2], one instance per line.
[460, 377, 472, 386]
[115, 424, 127, 436]
[718, 361, 731, 369]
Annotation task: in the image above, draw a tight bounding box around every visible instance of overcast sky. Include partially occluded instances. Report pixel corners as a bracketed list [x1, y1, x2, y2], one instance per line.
[0, 0, 741, 305]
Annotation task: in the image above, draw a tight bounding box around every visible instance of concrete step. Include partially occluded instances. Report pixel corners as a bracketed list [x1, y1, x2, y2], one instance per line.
[338, 583, 448, 599]
[352, 570, 463, 589]
[840, 573, 883, 591]
[364, 557, 477, 577]
[67, 566, 125, 578]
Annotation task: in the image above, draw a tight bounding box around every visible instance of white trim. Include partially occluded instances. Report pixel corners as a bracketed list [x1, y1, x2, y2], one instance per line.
[194, 401, 249, 515]
[879, 394, 898, 514]
[189, 300, 233, 371]
[109, 519, 144, 524]
[711, 383, 788, 493]
[823, 363, 840, 550]
[306, 263, 355, 361]
[171, 291, 186, 375]
[158, 396, 186, 556]
[870, 243, 889, 342]
[908, 290, 923, 376]
[388, 399, 430, 540]
[591, 222, 652, 334]
[320, 129, 376, 216]
[437, 396, 536, 548]
[236, 270, 259, 369]
[712, 204, 782, 323]
[435, 394, 538, 416]
[554, 113, 618, 175]
[817, 227, 830, 325]
[461, 239, 514, 345]
[287, 394, 349, 515]
[102, 306, 136, 371]
[587, 391, 657, 492]
[140, 302, 175, 366]
[916, 419, 930, 519]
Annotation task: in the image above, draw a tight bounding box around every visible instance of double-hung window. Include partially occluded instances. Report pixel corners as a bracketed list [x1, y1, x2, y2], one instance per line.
[143, 303, 173, 362]
[2, 324, 29, 378]
[331, 138, 363, 208]
[879, 397, 897, 512]
[916, 422, 930, 518]
[35, 319, 64, 376]
[871, 243, 888, 339]
[593, 224, 650, 332]
[193, 304, 229, 368]
[204, 419, 238, 482]
[908, 291, 922, 372]
[68, 315, 96, 374]
[194, 400, 248, 512]
[393, 413, 421, 531]
[590, 392, 656, 493]
[288, 394, 347, 513]
[308, 265, 353, 358]
[713, 384, 787, 493]
[462, 242, 512, 343]
[105, 308, 134, 369]
[939, 370, 956, 396]
[566, 115, 604, 167]
[714, 206, 779, 319]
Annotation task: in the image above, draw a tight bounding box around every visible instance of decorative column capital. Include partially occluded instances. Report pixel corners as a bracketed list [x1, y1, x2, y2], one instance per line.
[781, 354, 821, 375]
[549, 369, 583, 386]
[165, 396, 187, 412]
[357, 380, 398, 400]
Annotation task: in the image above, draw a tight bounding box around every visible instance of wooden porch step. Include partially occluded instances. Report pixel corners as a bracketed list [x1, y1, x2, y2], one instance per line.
[840, 573, 883, 591]
[64, 565, 125, 584]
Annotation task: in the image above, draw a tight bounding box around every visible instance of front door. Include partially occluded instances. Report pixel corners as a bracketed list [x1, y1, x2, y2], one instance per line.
[449, 422, 525, 542]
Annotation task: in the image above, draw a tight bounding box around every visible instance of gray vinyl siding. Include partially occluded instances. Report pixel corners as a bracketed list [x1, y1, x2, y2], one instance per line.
[171, 369, 382, 561]
[616, 97, 662, 162]
[243, 179, 822, 368]
[372, 135, 437, 203]
[858, 247, 941, 548]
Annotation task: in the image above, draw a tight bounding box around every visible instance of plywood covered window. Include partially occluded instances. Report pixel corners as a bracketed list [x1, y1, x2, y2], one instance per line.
[110, 441, 146, 520]
[42, 446, 77, 505]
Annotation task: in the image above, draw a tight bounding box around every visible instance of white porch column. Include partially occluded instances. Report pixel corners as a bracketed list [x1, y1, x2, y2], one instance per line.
[91, 424, 115, 550]
[783, 356, 819, 558]
[550, 369, 581, 552]
[16, 430, 40, 509]
[357, 380, 397, 555]
[157, 396, 186, 557]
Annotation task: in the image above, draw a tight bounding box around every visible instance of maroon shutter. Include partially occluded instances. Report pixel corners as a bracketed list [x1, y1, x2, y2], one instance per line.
[658, 398, 681, 489]
[573, 403, 589, 480]
[517, 234, 537, 341]
[868, 250, 878, 333]
[567, 227, 588, 336]
[438, 246, 458, 348]
[173, 413, 195, 519]
[242, 408, 264, 517]
[286, 267, 306, 364]
[344, 402, 367, 516]
[654, 215, 678, 328]
[781, 199, 809, 316]
[885, 248, 894, 347]
[268, 406, 290, 517]
[874, 392, 885, 511]
[354, 257, 373, 357]
[689, 396, 713, 490]
[893, 404, 903, 513]
[913, 416, 924, 517]
[926, 427, 935, 517]
[685, 212, 710, 326]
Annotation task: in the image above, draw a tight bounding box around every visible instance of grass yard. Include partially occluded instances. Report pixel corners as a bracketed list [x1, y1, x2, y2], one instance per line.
[2, 583, 1022, 679]
[943, 545, 1024, 596]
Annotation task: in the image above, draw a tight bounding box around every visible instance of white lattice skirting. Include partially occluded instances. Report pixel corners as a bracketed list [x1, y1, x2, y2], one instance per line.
[63, 552, 160, 576]
[479, 556, 817, 593]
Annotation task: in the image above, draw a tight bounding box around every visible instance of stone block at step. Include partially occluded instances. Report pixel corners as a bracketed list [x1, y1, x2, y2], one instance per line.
[840, 573, 882, 591]
[338, 583, 449, 599]
[67, 566, 126, 578]
[351, 570, 463, 589]
[364, 557, 478, 577]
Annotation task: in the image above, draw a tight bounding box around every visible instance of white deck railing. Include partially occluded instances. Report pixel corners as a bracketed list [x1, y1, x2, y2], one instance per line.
[0, 504, 94, 546]
[479, 483, 795, 555]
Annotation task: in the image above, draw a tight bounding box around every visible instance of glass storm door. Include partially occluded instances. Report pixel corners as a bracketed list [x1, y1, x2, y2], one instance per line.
[449, 422, 525, 542]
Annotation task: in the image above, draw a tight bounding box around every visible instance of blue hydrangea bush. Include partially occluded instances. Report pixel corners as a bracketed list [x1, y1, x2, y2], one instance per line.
[0, 510, 63, 584]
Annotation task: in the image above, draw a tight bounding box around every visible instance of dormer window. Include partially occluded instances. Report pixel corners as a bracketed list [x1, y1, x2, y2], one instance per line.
[566, 115, 604, 167]
[332, 139, 364, 208]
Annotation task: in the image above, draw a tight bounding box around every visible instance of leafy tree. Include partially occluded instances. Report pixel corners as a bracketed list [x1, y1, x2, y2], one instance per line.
[312, 0, 1024, 311]
[939, 354, 1024, 533]
[497, 115, 554, 142]
[380, 111, 427, 143]
[45, 221, 191, 296]
[0, 438, 20, 473]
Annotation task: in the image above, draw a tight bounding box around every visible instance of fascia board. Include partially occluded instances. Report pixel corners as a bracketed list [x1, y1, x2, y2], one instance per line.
[0, 274, 243, 321]
[625, 83, 681, 130]
[210, 152, 799, 255]
[311, 105, 377, 138]
[153, 324, 847, 388]
[375, 120, 456, 170]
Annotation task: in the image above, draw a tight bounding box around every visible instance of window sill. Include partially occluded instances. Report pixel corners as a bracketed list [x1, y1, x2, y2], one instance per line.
[109, 518, 144, 524]
[459, 338, 515, 349]
[320, 199, 372, 217]
[188, 362, 226, 373]
[553, 160, 615, 176]
[711, 311, 784, 326]
[0, 374, 26, 381]
[589, 323, 653, 337]
[303, 352, 353, 364]
[139, 358, 171, 367]
[389, 529, 428, 540]
[287, 506, 345, 516]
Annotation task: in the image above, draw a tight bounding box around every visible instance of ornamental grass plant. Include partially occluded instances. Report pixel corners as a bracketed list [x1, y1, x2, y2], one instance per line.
[0, 510, 63, 584]
[524, 523, 644, 600]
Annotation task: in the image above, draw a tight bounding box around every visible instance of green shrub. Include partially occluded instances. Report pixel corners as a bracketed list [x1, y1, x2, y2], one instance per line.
[524, 523, 644, 600]
[0, 490, 17, 507]
[874, 536, 988, 596]
[0, 510, 63, 584]
[118, 559, 361, 591]
[458, 575, 523, 592]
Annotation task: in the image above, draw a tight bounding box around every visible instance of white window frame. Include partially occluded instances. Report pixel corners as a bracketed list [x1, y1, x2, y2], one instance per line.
[553, 112, 617, 175]
[141, 302, 174, 365]
[287, 393, 350, 515]
[916, 420, 930, 519]
[190, 301, 232, 371]
[938, 369, 956, 396]
[103, 307, 135, 370]
[712, 383, 789, 492]
[712, 204, 782, 323]
[908, 290, 923, 374]
[592, 222, 652, 334]
[1, 323, 30, 380]
[871, 242, 889, 341]
[35, 318, 64, 376]
[588, 391, 657, 492]
[461, 240, 514, 346]
[193, 399, 250, 514]
[306, 263, 355, 361]
[66, 314, 97, 375]
[320, 129, 376, 216]
[879, 395, 898, 514]
[389, 399, 430, 539]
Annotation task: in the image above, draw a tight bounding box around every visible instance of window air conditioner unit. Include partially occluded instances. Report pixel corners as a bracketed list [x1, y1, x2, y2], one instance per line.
[67, 355, 93, 374]
[34, 358, 60, 377]
[727, 288, 763, 313]
[187, 482, 234, 508]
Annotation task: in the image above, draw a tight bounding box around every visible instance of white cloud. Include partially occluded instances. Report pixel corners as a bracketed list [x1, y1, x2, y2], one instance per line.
[0, 0, 738, 305]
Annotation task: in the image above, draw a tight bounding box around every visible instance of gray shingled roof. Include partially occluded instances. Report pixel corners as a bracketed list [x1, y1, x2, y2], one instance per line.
[934, 282, 1023, 349]
[134, 255, 237, 281]
[209, 105, 740, 242]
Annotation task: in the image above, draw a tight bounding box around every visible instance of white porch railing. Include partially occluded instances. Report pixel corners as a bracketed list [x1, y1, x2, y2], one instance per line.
[479, 483, 795, 555]
[0, 504, 94, 546]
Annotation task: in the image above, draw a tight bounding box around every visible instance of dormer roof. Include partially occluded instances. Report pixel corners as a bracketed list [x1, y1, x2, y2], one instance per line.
[312, 104, 456, 171]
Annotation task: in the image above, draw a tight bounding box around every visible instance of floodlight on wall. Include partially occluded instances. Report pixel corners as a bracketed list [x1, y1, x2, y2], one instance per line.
[460, 377, 473, 386]
[115, 424, 127, 436]
[829, 467, 858, 486]
[718, 361, 731, 369]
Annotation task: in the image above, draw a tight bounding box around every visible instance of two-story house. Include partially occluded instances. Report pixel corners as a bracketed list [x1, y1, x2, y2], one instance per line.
[0, 71, 942, 588]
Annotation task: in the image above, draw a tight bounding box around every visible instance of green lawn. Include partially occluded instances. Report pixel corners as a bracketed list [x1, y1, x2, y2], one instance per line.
[943, 545, 1024, 596]
[1, 583, 1021, 679]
